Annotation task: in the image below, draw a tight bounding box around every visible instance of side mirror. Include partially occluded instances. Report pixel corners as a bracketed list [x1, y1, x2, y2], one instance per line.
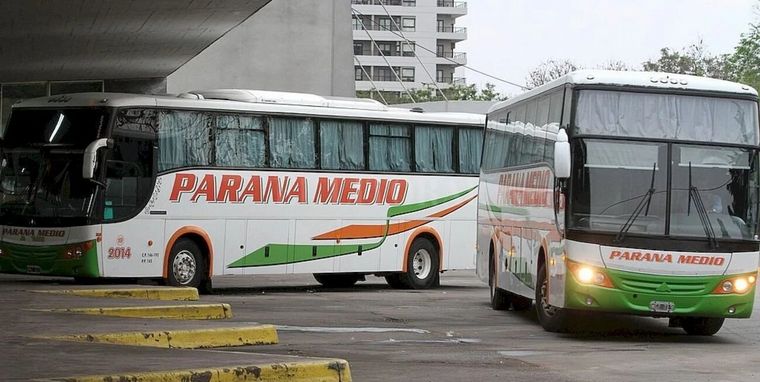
[82, 138, 113, 179]
[554, 129, 571, 179]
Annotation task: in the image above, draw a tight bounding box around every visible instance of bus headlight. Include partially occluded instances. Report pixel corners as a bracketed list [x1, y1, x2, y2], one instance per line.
[567, 260, 614, 288]
[712, 273, 757, 294]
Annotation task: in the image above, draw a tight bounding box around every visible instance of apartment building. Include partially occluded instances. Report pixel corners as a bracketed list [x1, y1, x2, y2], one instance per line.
[351, 0, 467, 99]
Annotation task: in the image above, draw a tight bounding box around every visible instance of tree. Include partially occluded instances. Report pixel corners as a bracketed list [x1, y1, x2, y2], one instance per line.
[642, 39, 733, 79]
[727, 16, 760, 91]
[357, 82, 506, 104]
[525, 59, 579, 89]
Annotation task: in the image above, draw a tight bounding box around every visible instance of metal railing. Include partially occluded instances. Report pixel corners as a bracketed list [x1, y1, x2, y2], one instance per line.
[352, 0, 417, 6]
[435, 75, 467, 84]
[436, 26, 467, 33]
[436, 52, 467, 60]
[437, 0, 467, 8]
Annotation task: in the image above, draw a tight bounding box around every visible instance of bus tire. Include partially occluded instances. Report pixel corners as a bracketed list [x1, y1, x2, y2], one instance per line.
[682, 317, 724, 336]
[489, 258, 511, 310]
[166, 238, 206, 289]
[535, 263, 569, 332]
[400, 237, 440, 289]
[313, 273, 361, 288]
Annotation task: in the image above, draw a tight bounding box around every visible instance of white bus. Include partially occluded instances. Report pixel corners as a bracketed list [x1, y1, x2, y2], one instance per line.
[0, 90, 483, 290]
[477, 70, 759, 335]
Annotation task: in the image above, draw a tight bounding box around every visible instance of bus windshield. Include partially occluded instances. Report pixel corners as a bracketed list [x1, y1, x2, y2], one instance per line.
[570, 139, 760, 241]
[0, 109, 109, 226]
[575, 90, 759, 145]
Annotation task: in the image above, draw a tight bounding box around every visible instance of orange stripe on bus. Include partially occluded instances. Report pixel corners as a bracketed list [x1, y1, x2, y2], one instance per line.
[163, 226, 214, 279]
[312, 196, 477, 240]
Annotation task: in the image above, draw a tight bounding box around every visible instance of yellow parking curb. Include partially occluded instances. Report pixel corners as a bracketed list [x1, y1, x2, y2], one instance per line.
[32, 303, 232, 320]
[41, 359, 351, 382]
[30, 287, 199, 301]
[43, 325, 278, 349]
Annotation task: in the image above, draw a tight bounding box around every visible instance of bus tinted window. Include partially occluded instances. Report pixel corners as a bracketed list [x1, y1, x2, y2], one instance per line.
[415, 125, 454, 173]
[216, 114, 266, 168]
[320, 119, 365, 170]
[369, 123, 411, 172]
[269, 117, 316, 169]
[158, 110, 212, 171]
[459, 128, 482, 174]
[483, 117, 508, 171]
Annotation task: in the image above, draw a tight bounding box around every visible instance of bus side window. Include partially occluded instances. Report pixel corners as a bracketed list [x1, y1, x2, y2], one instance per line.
[369, 123, 411, 172]
[415, 125, 454, 173]
[320, 119, 364, 170]
[215, 114, 266, 168]
[268, 116, 316, 169]
[157, 110, 211, 171]
[458, 127, 481, 174]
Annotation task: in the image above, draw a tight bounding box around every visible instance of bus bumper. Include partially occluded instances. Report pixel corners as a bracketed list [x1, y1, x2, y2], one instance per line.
[564, 268, 756, 319]
[0, 241, 100, 278]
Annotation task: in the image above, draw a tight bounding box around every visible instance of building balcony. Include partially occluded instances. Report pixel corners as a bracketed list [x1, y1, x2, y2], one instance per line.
[352, 0, 416, 6]
[436, 26, 467, 40]
[436, 51, 467, 65]
[436, 75, 466, 85]
[436, 1, 467, 17]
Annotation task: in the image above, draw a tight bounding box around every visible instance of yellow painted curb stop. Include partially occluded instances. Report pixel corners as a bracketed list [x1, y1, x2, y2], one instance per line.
[41, 359, 352, 382]
[43, 325, 278, 349]
[30, 287, 199, 301]
[33, 303, 232, 320]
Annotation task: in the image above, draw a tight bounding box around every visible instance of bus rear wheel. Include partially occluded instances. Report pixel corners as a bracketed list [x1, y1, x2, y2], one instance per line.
[682, 317, 724, 336]
[535, 263, 569, 332]
[166, 239, 206, 289]
[313, 273, 361, 288]
[398, 237, 440, 289]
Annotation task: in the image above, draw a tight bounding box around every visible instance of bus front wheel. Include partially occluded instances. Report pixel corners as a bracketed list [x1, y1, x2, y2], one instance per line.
[399, 237, 440, 289]
[682, 317, 724, 336]
[535, 263, 569, 332]
[166, 239, 206, 289]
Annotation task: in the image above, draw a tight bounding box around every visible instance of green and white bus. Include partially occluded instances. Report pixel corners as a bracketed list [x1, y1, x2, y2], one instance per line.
[477, 70, 759, 335]
[0, 90, 483, 290]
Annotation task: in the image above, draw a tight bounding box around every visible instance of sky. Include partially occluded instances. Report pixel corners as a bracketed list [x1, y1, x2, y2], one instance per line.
[458, 0, 758, 96]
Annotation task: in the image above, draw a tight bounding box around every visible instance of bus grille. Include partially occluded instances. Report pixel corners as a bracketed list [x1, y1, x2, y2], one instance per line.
[9, 245, 59, 262]
[615, 274, 712, 295]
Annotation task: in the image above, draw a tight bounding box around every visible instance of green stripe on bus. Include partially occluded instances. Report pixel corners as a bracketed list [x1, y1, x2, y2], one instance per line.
[228, 186, 475, 268]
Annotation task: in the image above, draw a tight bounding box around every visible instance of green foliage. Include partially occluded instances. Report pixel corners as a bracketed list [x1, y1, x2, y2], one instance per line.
[642, 40, 734, 80]
[727, 23, 760, 92]
[357, 83, 506, 104]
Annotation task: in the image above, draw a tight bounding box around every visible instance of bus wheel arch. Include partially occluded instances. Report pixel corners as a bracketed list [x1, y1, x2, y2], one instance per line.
[164, 228, 213, 292]
[389, 228, 442, 289]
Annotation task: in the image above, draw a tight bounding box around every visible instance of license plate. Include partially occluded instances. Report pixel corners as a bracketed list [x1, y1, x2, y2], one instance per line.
[26, 265, 41, 274]
[649, 301, 675, 313]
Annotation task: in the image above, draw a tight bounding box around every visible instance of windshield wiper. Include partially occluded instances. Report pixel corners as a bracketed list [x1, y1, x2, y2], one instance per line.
[615, 162, 657, 243]
[687, 162, 718, 248]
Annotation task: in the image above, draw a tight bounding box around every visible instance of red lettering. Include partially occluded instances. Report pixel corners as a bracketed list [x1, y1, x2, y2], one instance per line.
[386, 179, 407, 204]
[240, 176, 262, 203]
[313, 177, 342, 204]
[284, 177, 307, 204]
[191, 174, 216, 202]
[170, 173, 196, 202]
[217, 175, 242, 203]
[265, 176, 287, 203]
[340, 178, 360, 204]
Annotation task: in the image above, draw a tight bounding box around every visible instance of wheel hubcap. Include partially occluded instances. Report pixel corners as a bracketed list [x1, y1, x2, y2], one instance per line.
[412, 249, 432, 279]
[172, 250, 196, 285]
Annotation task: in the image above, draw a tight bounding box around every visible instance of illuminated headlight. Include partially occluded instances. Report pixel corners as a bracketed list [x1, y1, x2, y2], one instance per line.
[577, 267, 594, 283]
[713, 273, 757, 294]
[567, 261, 614, 288]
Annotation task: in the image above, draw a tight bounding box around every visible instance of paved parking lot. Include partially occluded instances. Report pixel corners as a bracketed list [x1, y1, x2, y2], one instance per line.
[3, 271, 760, 381]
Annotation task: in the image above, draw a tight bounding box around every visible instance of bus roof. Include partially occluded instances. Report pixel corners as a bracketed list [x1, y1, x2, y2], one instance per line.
[13, 90, 485, 126]
[489, 70, 759, 114]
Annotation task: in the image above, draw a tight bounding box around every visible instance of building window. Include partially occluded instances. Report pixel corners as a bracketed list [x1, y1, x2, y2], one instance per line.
[379, 17, 392, 31]
[377, 42, 394, 56]
[402, 42, 415, 57]
[437, 19, 445, 32]
[352, 16, 362, 30]
[354, 42, 363, 56]
[375, 67, 393, 82]
[436, 70, 445, 83]
[401, 67, 415, 82]
[401, 17, 416, 31]
[402, 0, 416, 6]
[355, 67, 365, 81]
